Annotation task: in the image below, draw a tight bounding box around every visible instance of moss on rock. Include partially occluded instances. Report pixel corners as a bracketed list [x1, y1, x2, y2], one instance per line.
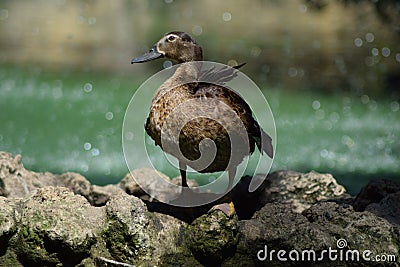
[12, 187, 104, 266]
[186, 205, 239, 266]
[103, 193, 155, 266]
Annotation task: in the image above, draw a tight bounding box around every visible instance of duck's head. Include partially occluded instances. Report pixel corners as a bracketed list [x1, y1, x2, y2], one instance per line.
[131, 31, 203, 64]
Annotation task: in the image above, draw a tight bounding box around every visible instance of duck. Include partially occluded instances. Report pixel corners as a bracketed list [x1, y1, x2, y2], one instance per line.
[131, 31, 273, 192]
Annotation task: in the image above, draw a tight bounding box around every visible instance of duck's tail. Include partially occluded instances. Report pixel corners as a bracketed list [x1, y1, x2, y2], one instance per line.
[252, 121, 274, 158]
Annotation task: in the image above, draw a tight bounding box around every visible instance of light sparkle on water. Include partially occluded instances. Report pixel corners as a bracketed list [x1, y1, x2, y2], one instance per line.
[105, 111, 114, 120]
[83, 83, 93, 93]
[91, 148, 100, 156]
[312, 100, 321, 110]
[83, 142, 91, 151]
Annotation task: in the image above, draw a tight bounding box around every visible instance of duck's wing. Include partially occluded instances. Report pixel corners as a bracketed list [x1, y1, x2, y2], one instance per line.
[194, 82, 252, 119]
[193, 83, 273, 158]
[198, 63, 246, 85]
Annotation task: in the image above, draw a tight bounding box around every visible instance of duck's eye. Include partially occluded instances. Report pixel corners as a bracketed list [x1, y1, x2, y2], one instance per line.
[167, 35, 176, 42]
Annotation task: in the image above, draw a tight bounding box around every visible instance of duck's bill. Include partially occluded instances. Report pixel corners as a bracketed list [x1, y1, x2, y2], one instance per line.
[131, 45, 163, 63]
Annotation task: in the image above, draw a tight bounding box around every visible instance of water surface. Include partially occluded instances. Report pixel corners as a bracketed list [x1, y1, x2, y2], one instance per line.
[0, 66, 399, 194]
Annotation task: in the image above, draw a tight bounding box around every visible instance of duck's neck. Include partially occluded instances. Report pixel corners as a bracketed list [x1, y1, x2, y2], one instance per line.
[153, 61, 202, 101]
[172, 61, 202, 83]
[172, 45, 203, 83]
[155, 48, 203, 98]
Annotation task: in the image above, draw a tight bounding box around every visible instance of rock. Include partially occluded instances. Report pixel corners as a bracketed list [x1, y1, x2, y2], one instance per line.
[0, 250, 21, 267]
[55, 172, 92, 198]
[102, 193, 197, 266]
[0, 175, 8, 197]
[119, 168, 200, 203]
[186, 202, 239, 266]
[262, 170, 348, 213]
[229, 174, 269, 219]
[227, 202, 399, 266]
[353, 179, 400, 211]
[119, 171, 146, 197]
[303, 202, 399, 258]
[103, 193, 154, 264]
[227, 203, 331, 266]
[89, 184, 124, 206]
[0, 185, 195, 266]
[353, 179, 400, 228]
[0, 197, 16, 256]
[0, 152, 56, 198]
[119, 168, 178, 202]
[171, 175, 199, 188]
[154, 212, 200, 266]
[0, 152, 93, 200]
[1, 151, 399, 266]
[365, 191, 400, 228]
[11, 187, 104, 266]
[0, 152, 125, 206]
[231, 171, 349, 218]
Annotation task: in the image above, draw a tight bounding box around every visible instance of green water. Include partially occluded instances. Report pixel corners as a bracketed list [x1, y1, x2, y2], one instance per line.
[0, 66, 399, 194]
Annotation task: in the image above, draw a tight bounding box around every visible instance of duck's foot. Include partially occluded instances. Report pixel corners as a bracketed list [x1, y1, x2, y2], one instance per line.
[209, 202, 236, 217]
[218, 190, 233, 204]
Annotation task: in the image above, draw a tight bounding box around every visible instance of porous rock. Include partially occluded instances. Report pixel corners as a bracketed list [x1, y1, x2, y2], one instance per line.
[11, 186, 104, 266]
[0, 197, 16, 256]
[186, 203, 239, 266]
[1, 151, 399, 267]
[365, 191, 400, 228]
[119, 168, 199, 203]
[226, 202, 399, 266]
[263, 170, 348, 213]
[231, 170, 350, 218]
[0, 151, 124, 206]
[103, 192, 194, 266]
[353, 179, 400, 211]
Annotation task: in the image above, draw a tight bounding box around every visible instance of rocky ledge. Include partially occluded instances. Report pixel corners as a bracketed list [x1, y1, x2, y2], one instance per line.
[0, 151, 399, 266]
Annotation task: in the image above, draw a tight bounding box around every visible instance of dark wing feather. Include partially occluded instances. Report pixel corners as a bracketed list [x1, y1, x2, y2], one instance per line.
[198, 63, 246, 85]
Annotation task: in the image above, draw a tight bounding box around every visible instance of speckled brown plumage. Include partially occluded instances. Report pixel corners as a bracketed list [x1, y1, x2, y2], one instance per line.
[132, 31, 273, 191]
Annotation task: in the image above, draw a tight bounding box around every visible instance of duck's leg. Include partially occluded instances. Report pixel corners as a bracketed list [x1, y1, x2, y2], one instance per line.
[227, 168, 236, 193]
[179, 161, 188, 187]
[217, 168, 236, 204]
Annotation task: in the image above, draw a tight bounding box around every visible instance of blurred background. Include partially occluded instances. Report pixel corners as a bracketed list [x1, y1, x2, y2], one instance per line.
[0, 0, 399, 194]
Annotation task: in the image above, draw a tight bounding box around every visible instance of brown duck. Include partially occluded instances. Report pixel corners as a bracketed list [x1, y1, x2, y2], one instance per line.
[131, 31, 273, 192]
